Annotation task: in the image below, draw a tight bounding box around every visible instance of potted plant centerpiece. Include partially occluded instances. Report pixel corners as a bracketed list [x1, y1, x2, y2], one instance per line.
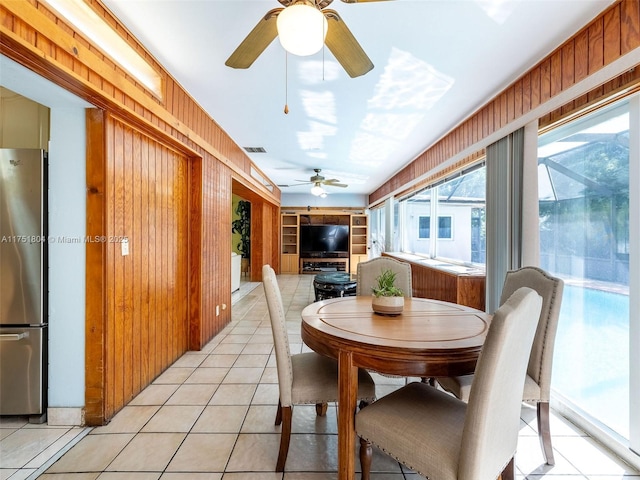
[371, 268, 405, 315]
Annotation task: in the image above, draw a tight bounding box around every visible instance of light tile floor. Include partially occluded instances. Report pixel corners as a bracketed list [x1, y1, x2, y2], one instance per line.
[1, 274, 639, 480]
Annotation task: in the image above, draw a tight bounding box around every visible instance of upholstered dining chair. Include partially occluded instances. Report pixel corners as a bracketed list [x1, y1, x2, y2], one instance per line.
[261, 265, 377, 472]
[356, 287, 543, 480]
[356, 256, 413, 297]
[437, 266, 564, 465]
[356, 256, 413, 381]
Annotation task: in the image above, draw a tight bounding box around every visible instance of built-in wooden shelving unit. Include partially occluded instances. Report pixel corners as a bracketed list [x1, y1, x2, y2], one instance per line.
[281, 213, 299, 274]
[280, 210, 369, 274]
[349, 214, 368, 274]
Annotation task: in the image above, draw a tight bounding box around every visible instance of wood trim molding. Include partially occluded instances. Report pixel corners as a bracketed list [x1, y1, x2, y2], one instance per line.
[85, 108, 107, 425]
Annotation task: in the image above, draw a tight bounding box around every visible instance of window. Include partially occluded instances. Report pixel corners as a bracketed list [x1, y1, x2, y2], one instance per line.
[471, 208, 485, 264]
[369, 205, 386, 257]
[438, 216, 452, 239]
[418, 216, 430, 239]
[539, 100, 630, 440]
[400, 165, 485, 265]
[419, 216, 452, 239]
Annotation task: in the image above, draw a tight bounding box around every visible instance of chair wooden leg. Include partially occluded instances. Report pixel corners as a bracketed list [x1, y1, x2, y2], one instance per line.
[537, 401, 555, 465]
[276, 405, 292, 472]
[359, 437, 372, 480]
[499, 457, 515, 480]
[315, 402, 328, 416]
[275, 400, 283, 425]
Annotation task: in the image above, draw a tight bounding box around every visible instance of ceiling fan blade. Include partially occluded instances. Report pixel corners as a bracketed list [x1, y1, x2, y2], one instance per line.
[278, 182, 313, 187]
[325, 182, 348, 188]
[324, 10, 373, 78]
[225, 8, 282, 69]
[322, 178, 340, 183]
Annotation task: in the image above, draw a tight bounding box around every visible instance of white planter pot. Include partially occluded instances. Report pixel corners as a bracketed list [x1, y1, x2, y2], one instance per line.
[371, 295, 404, 315]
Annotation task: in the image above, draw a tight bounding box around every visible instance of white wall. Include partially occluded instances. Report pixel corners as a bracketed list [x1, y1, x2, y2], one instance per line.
[1, 56, 91, 420]
[47, 108, 87, 409]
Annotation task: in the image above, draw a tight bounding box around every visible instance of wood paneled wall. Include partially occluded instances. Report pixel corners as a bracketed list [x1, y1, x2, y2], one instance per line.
[370, 0, 640, 204]
[196, 157, 233, 347]
[1, 0, 282, 423]
[86, 112, 191, 423]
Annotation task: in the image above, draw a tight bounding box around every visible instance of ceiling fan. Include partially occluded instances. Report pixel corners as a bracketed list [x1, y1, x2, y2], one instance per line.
[225, 0, 391, 78]
[278, 168, 348, 193]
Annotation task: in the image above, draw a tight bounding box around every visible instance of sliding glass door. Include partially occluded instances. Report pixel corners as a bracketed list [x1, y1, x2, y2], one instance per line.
[538, 99, 633, 443]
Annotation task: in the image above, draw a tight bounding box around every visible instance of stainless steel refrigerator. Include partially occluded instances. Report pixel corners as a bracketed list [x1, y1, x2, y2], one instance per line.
[0, 148, 47, 420]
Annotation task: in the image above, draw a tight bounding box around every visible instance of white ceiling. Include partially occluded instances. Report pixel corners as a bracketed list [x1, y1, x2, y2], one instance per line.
[100, 0, 612, 198]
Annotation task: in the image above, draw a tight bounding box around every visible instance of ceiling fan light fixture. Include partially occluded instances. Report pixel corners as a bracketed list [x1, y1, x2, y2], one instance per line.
[277, 1, 327, 56]
[311, 182, 325, 196]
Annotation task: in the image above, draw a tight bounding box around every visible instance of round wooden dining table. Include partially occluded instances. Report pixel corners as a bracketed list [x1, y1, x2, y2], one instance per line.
[301, 295, 491, 480]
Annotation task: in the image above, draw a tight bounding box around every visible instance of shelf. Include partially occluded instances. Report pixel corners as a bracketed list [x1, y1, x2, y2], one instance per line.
[281, 214, 299, 268]
[349, 214, 368, 274]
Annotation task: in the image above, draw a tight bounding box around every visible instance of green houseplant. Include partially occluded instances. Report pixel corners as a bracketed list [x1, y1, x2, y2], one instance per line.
[371, 268, 404, 315]
[232, 200, 251, 272]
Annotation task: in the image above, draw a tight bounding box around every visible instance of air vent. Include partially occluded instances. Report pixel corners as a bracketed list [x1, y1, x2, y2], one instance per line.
[244, 147, 266, 153]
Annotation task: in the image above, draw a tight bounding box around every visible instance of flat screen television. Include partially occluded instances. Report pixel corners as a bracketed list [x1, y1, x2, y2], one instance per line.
[300, 224, 349, 257]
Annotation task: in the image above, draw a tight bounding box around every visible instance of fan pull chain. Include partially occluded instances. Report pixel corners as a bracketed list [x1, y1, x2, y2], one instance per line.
[322, 9, 326, 81]
[322, 39, 325, 81]
[284, 51, 289, 114]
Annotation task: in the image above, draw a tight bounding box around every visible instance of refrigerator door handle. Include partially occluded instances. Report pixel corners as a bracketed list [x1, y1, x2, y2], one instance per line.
[0, 333, 28, 341]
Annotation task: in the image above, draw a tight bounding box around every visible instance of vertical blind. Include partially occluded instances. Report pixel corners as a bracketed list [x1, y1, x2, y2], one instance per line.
[485, 127, 524, 312]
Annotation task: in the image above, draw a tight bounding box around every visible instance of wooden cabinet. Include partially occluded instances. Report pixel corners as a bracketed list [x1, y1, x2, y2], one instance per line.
[350, 254, 369, 274]
[281, 254, 299, 274]
[350, 214, 368, 274]
[382, 252, 485, 311]
[280, 211, 369, 274]
[281, 214, 299, 273]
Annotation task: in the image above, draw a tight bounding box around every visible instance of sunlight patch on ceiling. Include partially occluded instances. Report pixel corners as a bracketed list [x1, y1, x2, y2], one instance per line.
[368, 48, 454, 110]
[349, 132, 399, 167]
[347, 48, 452, 168]
[360, 113, 424, 141]
[301, 90, 336, 125]
[475, 0, 515, 24]
[297, 121, 337, 151]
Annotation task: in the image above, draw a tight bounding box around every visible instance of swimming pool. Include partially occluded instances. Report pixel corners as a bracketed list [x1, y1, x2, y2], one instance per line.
[552, 283, 629, 438]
